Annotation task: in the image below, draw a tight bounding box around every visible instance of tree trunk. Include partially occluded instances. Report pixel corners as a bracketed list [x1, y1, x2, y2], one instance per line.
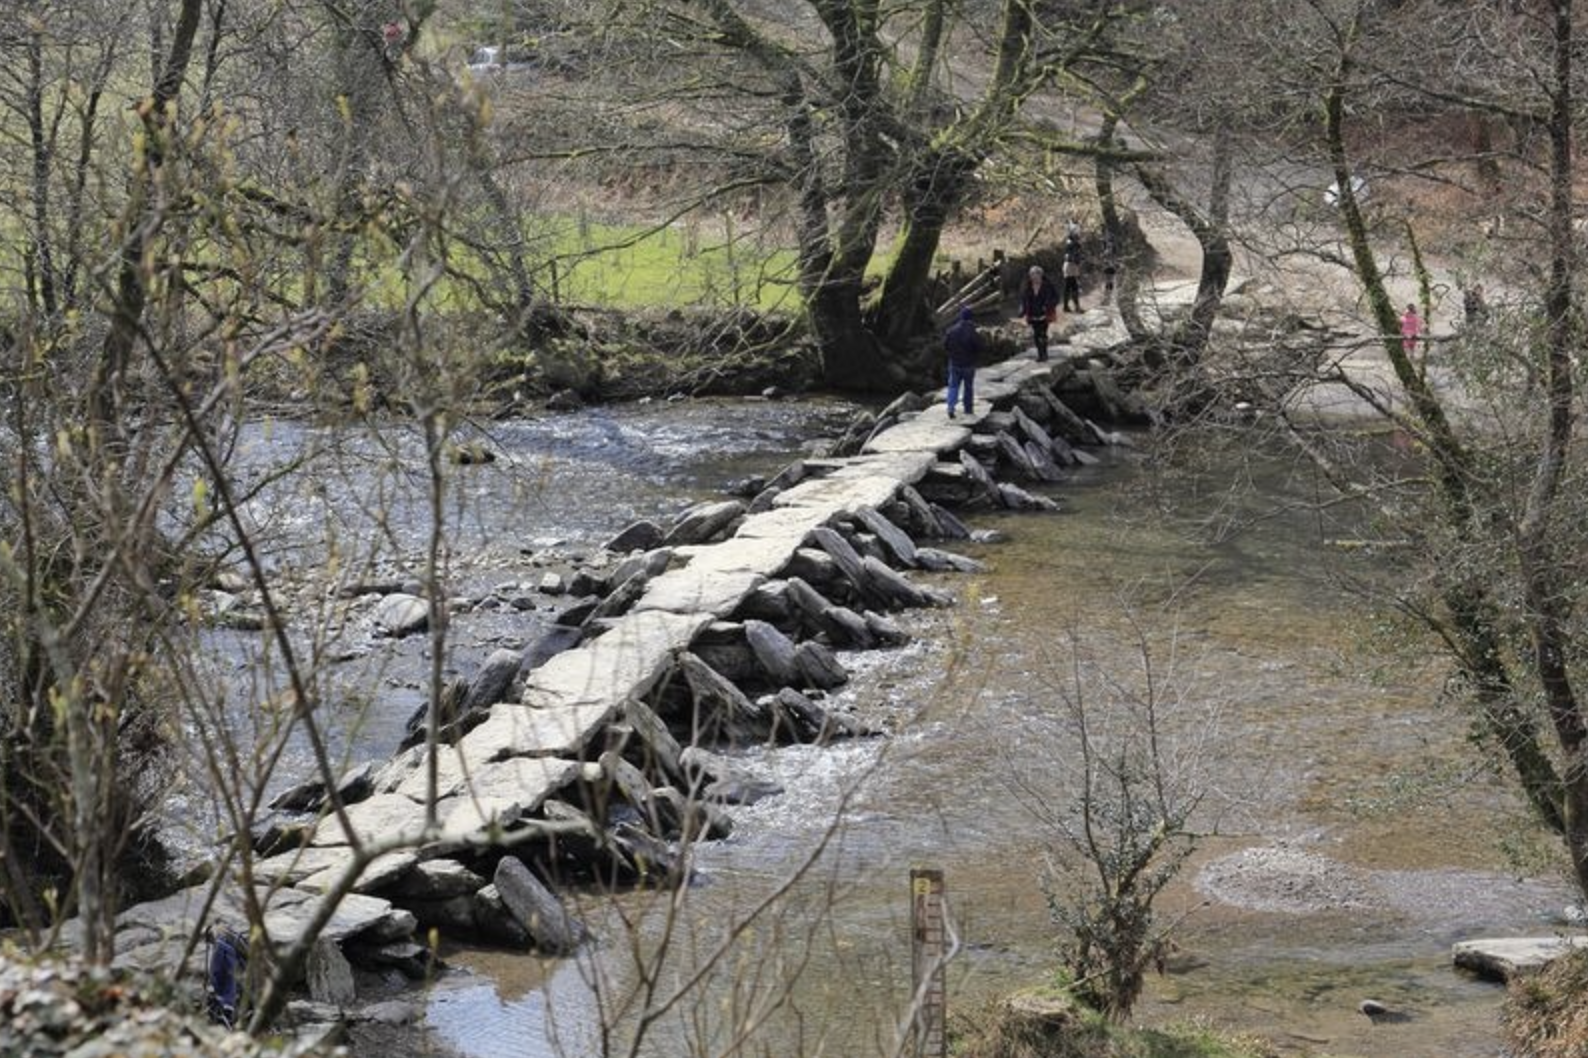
[78, 0, 207, 964]
[811, 280, 897, 390]
[322, 18, 387, 307]
[94, 0, 204, 429]
[870, 151, 973, 348]
[25, 34, 57, 317]
[1130, 127, 1232, 381]
[1095, 115, 1152, 350]
[1323, 8, 1572, 841]
[872, 0, 1035, 351]
[1520, 0, 1588, 895]
[784, 59, 895, 390]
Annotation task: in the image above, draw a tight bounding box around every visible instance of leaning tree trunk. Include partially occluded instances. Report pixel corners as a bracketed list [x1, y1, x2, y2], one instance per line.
[1173, 124, 1233, 361]
[1323, 11, 1571, 842]
[810, 279, 897, 390]
[783, 60, 895, 391]
[1517, 0, 1588, 897]
[1095, 114, 1153, 351]
[321, 11, 390, 307]
[870, 150, 975, 349]
[1129, 126, 1232, 381]
[870, 0, 1036, 351]
[811, 2, 896, 391]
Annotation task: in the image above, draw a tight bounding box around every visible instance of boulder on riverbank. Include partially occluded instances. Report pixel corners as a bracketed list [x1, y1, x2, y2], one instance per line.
[1454, 936, 1588, 981]
[0, 951, 340, 1057]
[494, 856, 588, 954]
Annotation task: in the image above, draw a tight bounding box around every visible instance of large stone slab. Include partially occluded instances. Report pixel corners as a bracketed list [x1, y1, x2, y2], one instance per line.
[114, 936, 200, 975]
[494, 856, 587, 954]
[297, 850, 420, 895]
[1453, 936, 1588, 981]
[311, 793, 431, 848]
[434, 794, 559, 844]
[773, 474, 904, 514]
[253, 846, 352, 887]
[861, 417, 970, 455]
[522, 610, 712, 704]
[112, 882, 404, 951]
[733, 506, 841, 541]
[975, 378, 1021, 404]
[830, 450, 939, 484]
[390, 858, 488, 900]
[980, 359, 1042, 384]
[306, 936, 356, 1005]
[459, 701, 618, 762]
[261, 889, 403, 946]
[392, 745, 470, 803]
[675, 533, 808, 575]
[397, 754, 581, 808]
[254, 846, 417, 894]
[662, 499, 746, 547]
[633, 568, 765, 615]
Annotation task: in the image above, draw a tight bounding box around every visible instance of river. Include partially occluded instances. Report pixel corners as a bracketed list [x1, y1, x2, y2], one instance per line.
[287, 402, 1566, 1058]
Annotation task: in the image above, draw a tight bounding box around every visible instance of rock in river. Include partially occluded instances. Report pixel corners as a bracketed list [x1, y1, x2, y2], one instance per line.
[370, 593, 430, 638]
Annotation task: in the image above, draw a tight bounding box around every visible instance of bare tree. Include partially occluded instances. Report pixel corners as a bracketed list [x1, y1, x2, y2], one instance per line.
[0, 0, 499, 997]
[527, 0, 1134, 390]
[1128, 0, 1588, 898]
[1011, 609, 1214, 1020]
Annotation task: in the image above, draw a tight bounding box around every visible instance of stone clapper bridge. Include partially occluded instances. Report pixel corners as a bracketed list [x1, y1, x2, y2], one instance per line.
[109, 346, 1135, 1007]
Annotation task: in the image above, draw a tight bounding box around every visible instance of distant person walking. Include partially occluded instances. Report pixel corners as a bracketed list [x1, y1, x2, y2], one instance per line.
[943, 306, 982, 419]
[1062, 254, 1083, 313]
[1102, 235, 1118, 304]
[1400, 303, 1423, 355]
[1017, 265, 1060, 362]
[1463, 285, 1488, 325]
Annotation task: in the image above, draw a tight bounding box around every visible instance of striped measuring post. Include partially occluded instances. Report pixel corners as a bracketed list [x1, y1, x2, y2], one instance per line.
[910, 868, 947, 1058]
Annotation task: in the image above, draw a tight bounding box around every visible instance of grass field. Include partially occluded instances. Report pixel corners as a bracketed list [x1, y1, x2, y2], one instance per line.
[533, 216, 802, 312]
[335, 212, 806, 316]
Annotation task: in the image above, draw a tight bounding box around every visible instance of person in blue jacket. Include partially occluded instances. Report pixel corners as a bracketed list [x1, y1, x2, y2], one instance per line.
[944, 305, 982, 419]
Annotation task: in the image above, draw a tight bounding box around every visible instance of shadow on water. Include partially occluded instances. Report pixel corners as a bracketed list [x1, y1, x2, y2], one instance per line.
[422, 434, 1568, 1058]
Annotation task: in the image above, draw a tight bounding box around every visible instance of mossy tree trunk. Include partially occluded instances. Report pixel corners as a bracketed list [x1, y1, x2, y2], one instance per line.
[1321, 2, 1588, 891]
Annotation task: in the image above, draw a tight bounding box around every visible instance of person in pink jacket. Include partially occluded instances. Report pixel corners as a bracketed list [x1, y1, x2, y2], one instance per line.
[1400, 303, 1422, 355]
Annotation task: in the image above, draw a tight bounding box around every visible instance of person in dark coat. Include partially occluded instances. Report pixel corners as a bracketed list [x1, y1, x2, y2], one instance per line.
[1102, 234, 1118, 304]
[206, 928, 248, 1027]
[1061, 253, 1083, 312]
[1463, 284, 1488, 325]
[944, 305, 982, 418]
[1016, 265, 1060, 362]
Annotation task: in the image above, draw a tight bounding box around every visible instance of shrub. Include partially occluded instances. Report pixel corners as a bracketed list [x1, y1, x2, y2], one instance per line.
[1502, 948, 1588, 1058]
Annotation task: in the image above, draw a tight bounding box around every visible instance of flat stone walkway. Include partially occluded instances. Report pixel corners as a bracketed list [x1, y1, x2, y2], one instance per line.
[108, 355, 1075, 972]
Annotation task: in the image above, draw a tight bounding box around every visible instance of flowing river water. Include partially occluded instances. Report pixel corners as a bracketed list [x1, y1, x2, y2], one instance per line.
[214, 398, 1568, 1058]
